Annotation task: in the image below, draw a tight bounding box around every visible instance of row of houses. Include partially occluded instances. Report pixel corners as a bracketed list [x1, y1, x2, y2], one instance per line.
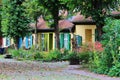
[0, 12, 120, 51]
[0, 13, 96, 51]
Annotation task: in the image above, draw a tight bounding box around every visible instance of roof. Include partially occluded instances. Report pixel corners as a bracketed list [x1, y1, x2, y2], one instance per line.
[71, 13, 95, 24]
[59, 20, 74, 29]
[30, 17, 74, 32]
[30, 17, 49, 29]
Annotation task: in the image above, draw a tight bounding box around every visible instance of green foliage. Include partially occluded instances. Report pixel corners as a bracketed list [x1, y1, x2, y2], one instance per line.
[108, 62, 120, 77]
[60, 49, 69, 61]
[33, 51, 43, 61]
[68, 51, 79, 60]
[8, 48, 66, 62]
[0, 6, 2, 36]
[46, 49, 62, 61]
[1, 0, 31, 42]
[37, 0, 75, 49]
[66, 0, 120, 25]
[8, 48, 34, 60]
[89, 51, 109, 74]
[102, 18, 120, 65]
[67, 51, 80, 65]
[78, 51, 90, 64]
[89, 18, 120, 76]
[65, 0, 120, 40]
[23, 0, 46, 20]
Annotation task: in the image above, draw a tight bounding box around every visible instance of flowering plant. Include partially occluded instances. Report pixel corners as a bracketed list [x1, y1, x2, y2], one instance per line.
[94, 41, 104, 52]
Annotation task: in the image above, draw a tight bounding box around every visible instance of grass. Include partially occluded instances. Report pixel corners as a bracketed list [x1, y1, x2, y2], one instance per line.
[0, 54, 5, 58]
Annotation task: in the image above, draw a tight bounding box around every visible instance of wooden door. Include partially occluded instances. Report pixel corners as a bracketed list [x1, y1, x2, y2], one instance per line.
[85, 29, 92, 43]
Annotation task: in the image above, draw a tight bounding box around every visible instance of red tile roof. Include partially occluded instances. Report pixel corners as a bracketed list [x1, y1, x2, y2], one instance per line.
[30, 17, 74, 30]
[71, 13, 93, 22]
[72, 11, 120, 22]
[58, 20, 74, 29]
[37, 17, 49, 29]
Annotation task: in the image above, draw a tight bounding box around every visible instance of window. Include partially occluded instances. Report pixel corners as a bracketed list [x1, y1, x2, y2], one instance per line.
[75, 35, 82, 47]
[6, 38, 10, 47]
[64, 33, 68, 49]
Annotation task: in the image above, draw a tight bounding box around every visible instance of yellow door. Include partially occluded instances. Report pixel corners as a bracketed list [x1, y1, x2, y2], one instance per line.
[85, 29, 92, 43]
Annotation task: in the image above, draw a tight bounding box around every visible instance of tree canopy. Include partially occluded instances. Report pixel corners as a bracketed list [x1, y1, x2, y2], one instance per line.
[37, 0, 71, 49]
[65, 0, 120, 40]
[1, 0, 31, 49]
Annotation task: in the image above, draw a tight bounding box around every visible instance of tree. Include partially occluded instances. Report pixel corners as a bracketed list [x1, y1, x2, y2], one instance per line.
[23, 0, 46, 46]
[1, 0, 31, 49]
[0, 6, 2, 37]
[66, 0, 120, 41]
[38, 0, 70, 49]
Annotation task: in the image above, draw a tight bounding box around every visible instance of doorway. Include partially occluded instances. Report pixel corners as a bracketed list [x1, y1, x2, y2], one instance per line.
[85, 29, 92, 43]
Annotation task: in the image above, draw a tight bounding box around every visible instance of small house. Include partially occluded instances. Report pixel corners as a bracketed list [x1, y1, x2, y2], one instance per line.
[71, 13, 96, 45]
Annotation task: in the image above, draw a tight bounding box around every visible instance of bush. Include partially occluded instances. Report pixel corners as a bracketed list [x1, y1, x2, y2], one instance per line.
[33, 51, 43, 61]
[89, 50, 110, 74]
[78, 51, 90, 64]
[60, 48, 69, 61]
[8, 48, 34, 60]
[37, 49, 62, 62]
[67, 51, 80, 65]
[108, 63, 120, 77]
[89, 18, 120, 77]
[48, 49, 62, 61]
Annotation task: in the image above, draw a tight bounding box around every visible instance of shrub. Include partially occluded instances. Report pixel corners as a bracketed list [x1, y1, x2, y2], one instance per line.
[108, 63, 120, 77]
[78, 51, 90, 64]
[89, 51, 109, 74]
[33, 51, 43, 61]
[60, 48, 69, 61]
[38, 49, 62, 62]
[89, 18, 120, 77]
[8, 48, 34, 60]
[67, 51, 80, 65]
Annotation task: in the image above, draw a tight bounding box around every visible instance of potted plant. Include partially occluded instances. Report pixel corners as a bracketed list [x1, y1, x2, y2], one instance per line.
[68, 51, 80, 65]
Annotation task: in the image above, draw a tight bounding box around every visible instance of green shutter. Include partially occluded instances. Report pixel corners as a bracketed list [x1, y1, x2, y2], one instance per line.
[76, 35, 82, 47]
[60, 33, 64, 49]
[68, 34, 71, 50]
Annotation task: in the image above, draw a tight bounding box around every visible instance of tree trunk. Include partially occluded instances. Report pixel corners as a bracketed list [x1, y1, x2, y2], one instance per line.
[14, 36, 19, 50]
[34, 19, 38, 47]
[54, 18, 60, 50]
[53, 6, 60, 50]
[96, 24, 103, 41]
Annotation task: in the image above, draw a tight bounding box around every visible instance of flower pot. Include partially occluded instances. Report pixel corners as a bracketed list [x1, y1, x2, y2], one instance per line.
[69, 58, 80, 65]
[4, 54, 13, 59]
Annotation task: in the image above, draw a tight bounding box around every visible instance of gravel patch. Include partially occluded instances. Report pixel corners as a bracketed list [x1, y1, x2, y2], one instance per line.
[0, 59, 119, 80]
[63, 65, 120, 80]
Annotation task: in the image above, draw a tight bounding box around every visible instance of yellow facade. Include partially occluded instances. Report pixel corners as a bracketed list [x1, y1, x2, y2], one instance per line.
[37, 32, 54, 51]
[35, 24, 96, 51]
[75, 25, 96, 44]
[53, 33, 55, 50]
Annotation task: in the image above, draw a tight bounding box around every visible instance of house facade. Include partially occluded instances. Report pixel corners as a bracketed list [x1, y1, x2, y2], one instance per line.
[31, 16, 96, 51]
[0, 14, 96, 52]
